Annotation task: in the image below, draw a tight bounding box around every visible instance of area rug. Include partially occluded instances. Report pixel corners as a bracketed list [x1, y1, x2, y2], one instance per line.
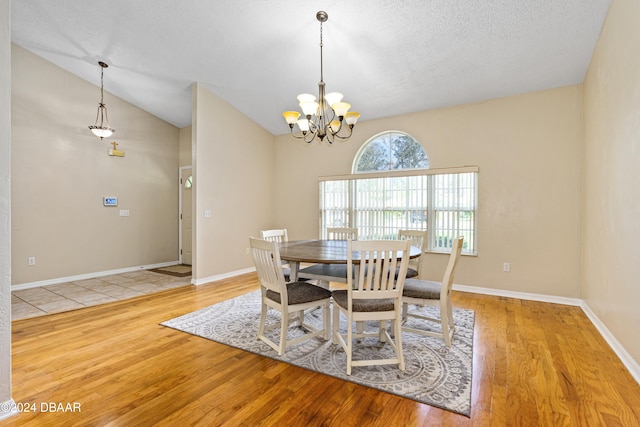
[149, 264, 192, 277]
[161, 290, 474, 416]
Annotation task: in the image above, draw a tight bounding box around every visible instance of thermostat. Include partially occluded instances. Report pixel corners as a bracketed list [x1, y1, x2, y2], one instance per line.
[103, 197, 118, 206]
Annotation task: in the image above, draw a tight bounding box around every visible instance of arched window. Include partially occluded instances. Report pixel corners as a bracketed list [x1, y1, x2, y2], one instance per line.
[353, 131, 429, 173]
[319, 131, 478, 255]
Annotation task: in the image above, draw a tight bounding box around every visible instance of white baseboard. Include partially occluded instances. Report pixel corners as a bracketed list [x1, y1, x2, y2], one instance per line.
[11, 261, 181, 291]
[453, 283, 640, 385]
[192, 267, 256, 286]
[0, 399, 17, 420]
[453, 283, 583, 306]
[579, 301, 640, 385]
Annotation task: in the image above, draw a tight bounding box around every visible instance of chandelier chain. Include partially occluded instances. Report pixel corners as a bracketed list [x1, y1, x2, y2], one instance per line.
[319, 20, 324, 83]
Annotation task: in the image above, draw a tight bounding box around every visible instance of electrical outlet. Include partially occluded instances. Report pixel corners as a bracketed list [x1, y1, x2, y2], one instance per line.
[503, 262, 510, 272]
[28, 256, 36, 266]
[204, 210, 212, 218]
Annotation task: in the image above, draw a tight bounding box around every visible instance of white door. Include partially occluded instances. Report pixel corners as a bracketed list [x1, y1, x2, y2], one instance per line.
[180, 167, 193, 265]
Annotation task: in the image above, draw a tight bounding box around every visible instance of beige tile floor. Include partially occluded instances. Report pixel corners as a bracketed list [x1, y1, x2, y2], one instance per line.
[11, 270, 192, 321]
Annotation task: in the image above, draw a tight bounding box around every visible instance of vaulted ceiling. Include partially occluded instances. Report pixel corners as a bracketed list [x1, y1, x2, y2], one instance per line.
[11, 0, 611, 135]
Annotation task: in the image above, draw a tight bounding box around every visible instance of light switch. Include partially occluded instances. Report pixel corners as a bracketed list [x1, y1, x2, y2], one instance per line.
[119, 210, 130, 217]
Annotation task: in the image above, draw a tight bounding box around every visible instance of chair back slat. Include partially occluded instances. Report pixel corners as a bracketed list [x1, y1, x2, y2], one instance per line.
[349, 239, 411, 300]
[327, 227, 358, 240]
[260, 228, 288, 243]
[249, 237, 286, 296]
[398, 229, 427, 277]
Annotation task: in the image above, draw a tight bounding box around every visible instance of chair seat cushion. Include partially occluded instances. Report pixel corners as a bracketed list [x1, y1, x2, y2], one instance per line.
[266, 281, 331, 305]
[395, 266, 418, 279]
[402, 279, 441, 300]
[332, 290, 395, 312]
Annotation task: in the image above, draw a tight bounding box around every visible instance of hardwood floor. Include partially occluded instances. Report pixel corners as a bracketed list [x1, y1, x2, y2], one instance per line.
[5, 273, 640, 426]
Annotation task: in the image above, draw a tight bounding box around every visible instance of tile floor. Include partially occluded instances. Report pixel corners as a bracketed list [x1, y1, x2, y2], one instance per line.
[11, 270, 192, 321]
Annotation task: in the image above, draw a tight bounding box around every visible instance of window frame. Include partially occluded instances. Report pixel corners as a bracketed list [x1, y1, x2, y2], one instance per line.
[352, 130, 430, 173]
[318, 166, 479, 255]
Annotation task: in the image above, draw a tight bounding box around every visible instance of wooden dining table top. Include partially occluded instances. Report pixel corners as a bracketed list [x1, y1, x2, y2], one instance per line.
[278, 239, 422, 264]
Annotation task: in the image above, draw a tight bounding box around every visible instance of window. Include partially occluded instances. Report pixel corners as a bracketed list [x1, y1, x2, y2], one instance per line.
[319, 132, 477, 255]
[354, 131, 429, 172]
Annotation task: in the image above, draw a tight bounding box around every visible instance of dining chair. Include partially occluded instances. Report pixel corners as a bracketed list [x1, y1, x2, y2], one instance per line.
[398, 229, 427, 279]
[249, 237, 332, 355]
[401, 236, 464, 347]
[326, 227, 358, 240]
[332, 239, 411, 375]
[260, 228, 294, 281]
[260, 228, 288, 243]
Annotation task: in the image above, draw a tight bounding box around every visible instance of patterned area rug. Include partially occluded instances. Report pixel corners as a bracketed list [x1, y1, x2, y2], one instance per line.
[149, 264, 192, 277]
[161, 290, 474, 416]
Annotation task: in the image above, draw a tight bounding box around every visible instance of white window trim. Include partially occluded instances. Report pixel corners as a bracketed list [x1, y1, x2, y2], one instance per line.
[318, 165, 479, 255]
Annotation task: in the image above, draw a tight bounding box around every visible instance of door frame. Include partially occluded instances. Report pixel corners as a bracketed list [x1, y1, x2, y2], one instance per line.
[179, 165, 193, 265]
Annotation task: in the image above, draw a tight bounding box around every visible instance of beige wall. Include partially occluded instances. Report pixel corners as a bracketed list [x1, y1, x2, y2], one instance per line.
[0, 0, 13, 410]
[179, 126, 192, 167]
[583, 0, 640, 363]
[192, 83, 274, 282]
[11, 45, 180, 285]
[274, 85, 584, 298]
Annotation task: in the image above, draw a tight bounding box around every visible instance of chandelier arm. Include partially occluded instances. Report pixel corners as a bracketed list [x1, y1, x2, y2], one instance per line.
[332, 125, 354, 140]
[288, 128, 307, 140]
[304, 132, 317, 143]
[288, 126, 319, 144]
[326, 132, 334, 144]
[307, 116, 319, 133]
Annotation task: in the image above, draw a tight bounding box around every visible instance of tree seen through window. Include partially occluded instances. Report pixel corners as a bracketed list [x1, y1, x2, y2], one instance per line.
[354, 132, 429, 172]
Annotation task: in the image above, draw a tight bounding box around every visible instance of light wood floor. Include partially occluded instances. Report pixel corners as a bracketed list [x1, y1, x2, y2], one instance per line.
[5, 273, 640, 426]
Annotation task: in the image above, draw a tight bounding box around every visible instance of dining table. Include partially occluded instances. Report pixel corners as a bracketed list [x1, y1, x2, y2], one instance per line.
[279, 239, 423, 287]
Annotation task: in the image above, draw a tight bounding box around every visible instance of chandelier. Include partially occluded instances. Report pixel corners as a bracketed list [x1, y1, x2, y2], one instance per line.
[88, 61, 115, 139]
[282, 11, 360, 144]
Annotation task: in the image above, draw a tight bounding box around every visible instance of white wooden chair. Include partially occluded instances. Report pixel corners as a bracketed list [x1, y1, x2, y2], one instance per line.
[260, 228, 288, 243]
[398, 229, 427, 279]
[332, 239, 411, 375]
[326, 227, 358, 240]
[260, 228, 293, 281]
[401, 236, 464, 347]
[249, 237, 332, 355]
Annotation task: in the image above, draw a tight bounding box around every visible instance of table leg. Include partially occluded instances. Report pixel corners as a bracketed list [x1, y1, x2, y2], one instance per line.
[289, 261, 300, 282]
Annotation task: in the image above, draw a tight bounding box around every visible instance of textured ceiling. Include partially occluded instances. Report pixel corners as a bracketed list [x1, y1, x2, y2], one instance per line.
[11, 0, 611, 135]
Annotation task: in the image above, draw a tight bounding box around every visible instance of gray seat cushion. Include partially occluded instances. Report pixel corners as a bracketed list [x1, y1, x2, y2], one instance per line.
[402, 279, 441, 300]
[332, 289, 395, 312]
[395, 266, 418, 279]
[266, 281, 331, 305]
